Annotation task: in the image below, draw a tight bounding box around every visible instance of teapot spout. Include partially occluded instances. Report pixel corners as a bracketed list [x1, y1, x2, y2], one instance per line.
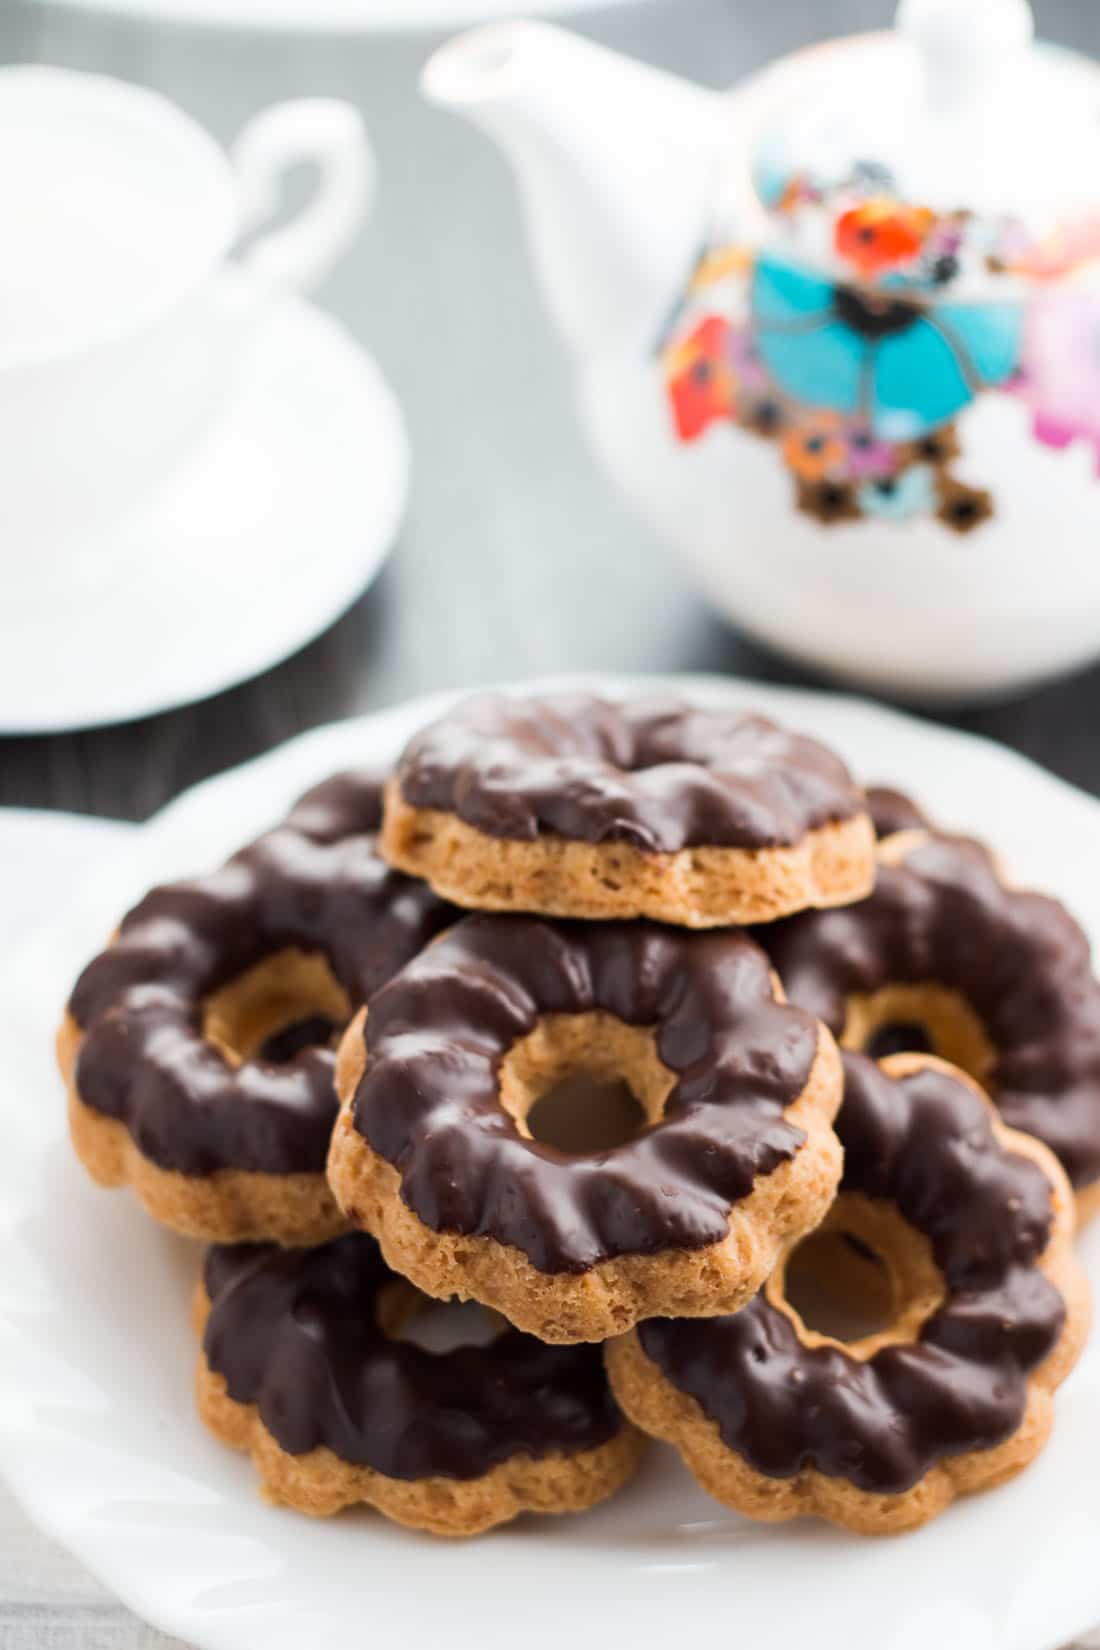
[422, 22, 726, 352]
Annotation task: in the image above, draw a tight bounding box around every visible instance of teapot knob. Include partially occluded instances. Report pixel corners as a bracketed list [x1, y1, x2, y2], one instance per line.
[896, 0, 1034, 108]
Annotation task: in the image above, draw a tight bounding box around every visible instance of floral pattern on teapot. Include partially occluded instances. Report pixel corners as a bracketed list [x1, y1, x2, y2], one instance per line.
[661, 165, 1100, 534]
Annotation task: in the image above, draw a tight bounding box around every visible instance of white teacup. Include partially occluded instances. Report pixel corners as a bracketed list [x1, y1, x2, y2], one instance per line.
[0, 67, 374, 566]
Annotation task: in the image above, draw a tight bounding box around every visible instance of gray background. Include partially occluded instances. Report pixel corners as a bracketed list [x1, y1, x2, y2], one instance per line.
[1, 0, 1099, 819]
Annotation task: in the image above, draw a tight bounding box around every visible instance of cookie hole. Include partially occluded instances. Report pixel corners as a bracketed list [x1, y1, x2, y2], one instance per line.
[498, 1012, 676, 1154]
[376, 1282, 505, 1352]
[767, 1195, 946, 1359]
[527, 1076, 647, 1154]
[202, 948, 350, 1066]
[864, 1021, 933, 1061]
[842, 983, 994, 1088]
[782, 1229, 895, 1344]
[257, 1014, 342, 1063]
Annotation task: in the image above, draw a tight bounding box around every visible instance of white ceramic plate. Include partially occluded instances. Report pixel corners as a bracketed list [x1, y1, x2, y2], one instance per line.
[29, 0, 645, 32]
[1, 675, 1099, 1650]
[0, 810, 133, 943]
[0, 281, 408, 735]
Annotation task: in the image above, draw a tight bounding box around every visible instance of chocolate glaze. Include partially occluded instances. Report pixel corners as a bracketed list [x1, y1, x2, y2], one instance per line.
[638, 1055, 1066, 1494]
[865, 785, 928, 839]
[202, 1234, 623, 1479]
[69, 774, 453, 1178]
[351, 914, 822, 1273]
[760, 832, 1100, 1192]
[394, 693, 867, 852]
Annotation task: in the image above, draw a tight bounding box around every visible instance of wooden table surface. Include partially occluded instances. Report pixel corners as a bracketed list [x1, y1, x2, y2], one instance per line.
[2, 0, 1099, 1643]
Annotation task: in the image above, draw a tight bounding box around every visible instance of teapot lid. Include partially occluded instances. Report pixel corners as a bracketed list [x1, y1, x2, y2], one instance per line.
[749, 0, 1100, 293]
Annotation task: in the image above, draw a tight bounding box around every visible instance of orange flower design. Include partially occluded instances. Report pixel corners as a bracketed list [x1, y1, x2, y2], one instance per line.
[782, 414, 847, 481]
[835, 197, 935, 278]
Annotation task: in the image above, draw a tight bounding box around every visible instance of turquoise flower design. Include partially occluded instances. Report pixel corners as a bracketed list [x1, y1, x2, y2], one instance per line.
[751, 254, 1023, 439]
[857, 464, 937, 521]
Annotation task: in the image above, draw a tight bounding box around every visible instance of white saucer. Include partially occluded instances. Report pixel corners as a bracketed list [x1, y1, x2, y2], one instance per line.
[30, 0, 645, 30]
[0, 674, 1098, 1650]
[1, 283, 408, 735]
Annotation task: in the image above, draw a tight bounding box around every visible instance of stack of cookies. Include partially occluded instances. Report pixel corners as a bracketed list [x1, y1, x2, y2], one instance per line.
[58, 692, 1094, 1538]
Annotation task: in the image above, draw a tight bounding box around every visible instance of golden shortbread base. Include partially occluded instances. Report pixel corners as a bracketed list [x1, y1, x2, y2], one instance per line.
[381, 778, 875, 927]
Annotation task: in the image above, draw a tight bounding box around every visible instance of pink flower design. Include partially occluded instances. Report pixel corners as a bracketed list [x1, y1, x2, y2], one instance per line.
[726, 327, 770, 391]
[1014, 293, 1100, 471]
[844, 422, 898, 480]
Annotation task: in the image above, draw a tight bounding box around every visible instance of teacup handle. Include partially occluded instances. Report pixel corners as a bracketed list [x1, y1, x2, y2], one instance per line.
[230, 99, 374, 293]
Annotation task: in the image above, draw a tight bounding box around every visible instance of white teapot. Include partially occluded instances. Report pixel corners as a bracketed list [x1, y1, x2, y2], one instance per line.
[424, 0, 1100, 701]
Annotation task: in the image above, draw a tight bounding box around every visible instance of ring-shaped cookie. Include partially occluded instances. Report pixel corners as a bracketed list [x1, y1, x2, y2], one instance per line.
[381, 693, 875, 926]
[195, 1233, 644, 1536]
[762, 827, 1100, 1219]
[606, 1053, 1089, 1535]
[328, 913, 844, 1343]
[60, 774, 453, 1246]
